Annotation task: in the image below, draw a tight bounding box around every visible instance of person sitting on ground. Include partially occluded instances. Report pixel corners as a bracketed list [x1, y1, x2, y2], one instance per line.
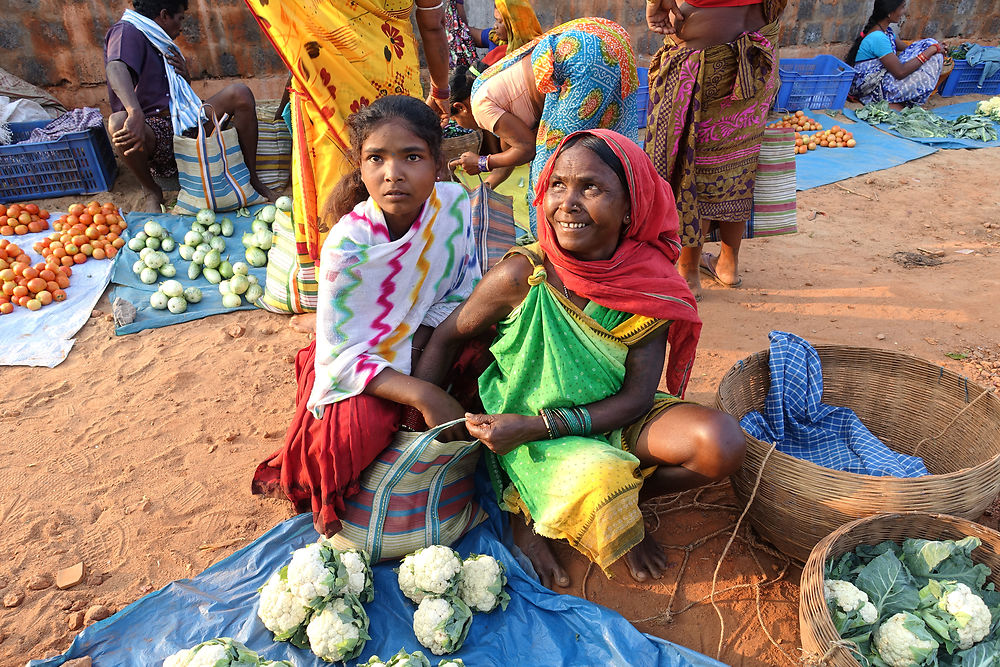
[415, 130, 746, 586]
[846, 0, 945, 108]
[104, 0, 276, 212]
[251, 96, 487, 536]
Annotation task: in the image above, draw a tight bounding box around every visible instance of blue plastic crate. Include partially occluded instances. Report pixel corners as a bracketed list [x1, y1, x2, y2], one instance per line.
[0, 119, 118, 202]
[637, 66, 649, 129]
[939, 58, 1000, 97]
[776, 55, 856, 111]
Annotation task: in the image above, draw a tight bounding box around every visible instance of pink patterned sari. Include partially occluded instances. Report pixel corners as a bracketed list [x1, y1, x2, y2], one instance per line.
[644, 14, 782, 246]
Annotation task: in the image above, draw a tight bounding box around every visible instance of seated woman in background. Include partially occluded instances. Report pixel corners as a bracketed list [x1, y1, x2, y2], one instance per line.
[416, 130, 746, 586]
[846, 0, 945, 107]
[448, 17, 640, 235]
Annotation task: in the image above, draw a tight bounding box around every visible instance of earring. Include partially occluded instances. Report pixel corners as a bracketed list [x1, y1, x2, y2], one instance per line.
[623, 215, 631, 227]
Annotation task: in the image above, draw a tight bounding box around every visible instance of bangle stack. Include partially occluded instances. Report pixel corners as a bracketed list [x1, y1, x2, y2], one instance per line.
[477, 155, 491, 173]
[916, 53, 927, 64]
[539, 406, 592, 439]
[430, 85, 450, 100]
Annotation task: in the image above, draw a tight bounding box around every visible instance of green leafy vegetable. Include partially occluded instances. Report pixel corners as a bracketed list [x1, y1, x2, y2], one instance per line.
[855, 550, 922, 617]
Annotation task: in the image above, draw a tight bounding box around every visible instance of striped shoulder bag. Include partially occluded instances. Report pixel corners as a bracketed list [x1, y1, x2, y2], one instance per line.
[327, 419, 487, 562]
[173, 103, 266, 214]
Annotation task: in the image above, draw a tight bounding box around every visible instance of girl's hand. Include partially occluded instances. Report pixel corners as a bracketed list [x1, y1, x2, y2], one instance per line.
[646, 0, 685, 35]
[923, 45, 941, 59]
[414, 388, 469, 441]
[465, 413, 547, 456]
[448, 151, 481, 175]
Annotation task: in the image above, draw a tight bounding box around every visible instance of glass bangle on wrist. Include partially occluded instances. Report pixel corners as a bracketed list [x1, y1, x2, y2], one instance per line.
[477, 155, 491, 173]
[430, 85, 450, 100]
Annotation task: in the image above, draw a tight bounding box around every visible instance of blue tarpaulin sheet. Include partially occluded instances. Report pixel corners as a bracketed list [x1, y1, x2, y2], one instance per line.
[843, 102, 1000, 149]
[110, 207, 269, 335]
[29, 484, 723, 667]
[795, 112, 938, 190]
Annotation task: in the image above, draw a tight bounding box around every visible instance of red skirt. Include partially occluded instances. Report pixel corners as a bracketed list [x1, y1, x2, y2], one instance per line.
[252, 337, 491, 535]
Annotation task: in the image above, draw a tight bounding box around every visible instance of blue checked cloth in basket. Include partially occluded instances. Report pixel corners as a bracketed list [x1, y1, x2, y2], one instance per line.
[740, 331, 929, 477]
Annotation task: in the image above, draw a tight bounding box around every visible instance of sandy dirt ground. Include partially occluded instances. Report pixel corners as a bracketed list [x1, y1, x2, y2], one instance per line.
[3, 105, 1000, 667]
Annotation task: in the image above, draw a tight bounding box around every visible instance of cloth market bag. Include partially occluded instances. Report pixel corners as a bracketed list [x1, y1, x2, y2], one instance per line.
[749, 126, 797, 237]
[255, 106, 292, 191]
[258, 206, 318, 314]
[173, 103, 266, 214]
[464, 177, 517, 271]
[327, 419, 487, 562]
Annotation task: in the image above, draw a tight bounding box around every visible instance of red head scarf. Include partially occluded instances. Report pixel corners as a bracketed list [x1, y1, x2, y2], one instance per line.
[533, 129, 702, 396]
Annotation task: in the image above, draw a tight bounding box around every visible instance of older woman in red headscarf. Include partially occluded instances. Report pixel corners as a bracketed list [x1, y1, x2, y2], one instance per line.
[415, 129, 745, 587]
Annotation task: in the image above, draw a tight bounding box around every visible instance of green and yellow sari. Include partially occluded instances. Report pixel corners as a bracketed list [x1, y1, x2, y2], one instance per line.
[480, 246, 681, 571]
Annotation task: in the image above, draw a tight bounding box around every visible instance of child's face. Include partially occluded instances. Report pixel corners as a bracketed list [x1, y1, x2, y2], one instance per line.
[360, 121, 439, 235]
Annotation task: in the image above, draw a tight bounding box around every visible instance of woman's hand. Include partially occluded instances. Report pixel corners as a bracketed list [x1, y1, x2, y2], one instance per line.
[922, 45, 942, 60]
[448, 151, 482, 175]
[465, 413, 547, 456]
[646, 0, 685, 35]
[425, 95, 450, 126]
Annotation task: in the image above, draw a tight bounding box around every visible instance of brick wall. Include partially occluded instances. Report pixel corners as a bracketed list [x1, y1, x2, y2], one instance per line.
[5, 0, 999, 110]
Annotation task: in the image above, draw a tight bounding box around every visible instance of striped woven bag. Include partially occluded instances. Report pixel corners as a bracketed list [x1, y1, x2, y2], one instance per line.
[327, 419, 487, 562]
[173, 103, 266, 214]
[750, 126, 797, 237]
[254, 108, 292, 191]
[258, 207, 319, 314]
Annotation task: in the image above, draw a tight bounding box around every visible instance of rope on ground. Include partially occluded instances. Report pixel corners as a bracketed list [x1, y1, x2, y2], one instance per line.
[624, 451, 795, 651]
[799, 639, 865, 666]
[710, 441, 779, 661]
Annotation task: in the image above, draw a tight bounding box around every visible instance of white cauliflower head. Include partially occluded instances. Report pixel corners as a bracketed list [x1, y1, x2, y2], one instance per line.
[412, 595, 473, 655]
[874, 612, 940, 667]
[933, 581, 992, 650]
[161, 638, 284, 667]
[823, 579, 878, 625]
[258, 568, 310, 639]
[306, 594, 370, 663]
[379, 648, 432, 667]
[436, 660, 466, 667]
[397, 545, 463, 604]
[288, 540, 372, 604]
[339, 548, 375, 603]
[288, 542, 335, 602]
[458, 554, 510, 613]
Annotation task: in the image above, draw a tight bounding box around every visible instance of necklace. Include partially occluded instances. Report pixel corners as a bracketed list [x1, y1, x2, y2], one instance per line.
[562, 284, 570, 299]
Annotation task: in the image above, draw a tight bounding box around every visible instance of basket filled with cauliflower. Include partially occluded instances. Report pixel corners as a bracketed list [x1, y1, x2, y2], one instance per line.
[799, 512, 1000, 667]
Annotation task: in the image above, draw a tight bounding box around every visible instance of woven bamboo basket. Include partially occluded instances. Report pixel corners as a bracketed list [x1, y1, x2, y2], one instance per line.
[799, 512, 1000, 666]
[442, 129, 482, 167]
[715, 345, 1000, 562]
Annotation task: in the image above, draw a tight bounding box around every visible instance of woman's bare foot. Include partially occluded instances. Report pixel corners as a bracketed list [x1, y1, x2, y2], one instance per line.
[289, 313, 316, 333]
[676, 246, 703, 302]
[623, 533, 668, 582]
[513, 518, 570, 589]
[251, 177, 279, 202]
[140, 188, 165, 214]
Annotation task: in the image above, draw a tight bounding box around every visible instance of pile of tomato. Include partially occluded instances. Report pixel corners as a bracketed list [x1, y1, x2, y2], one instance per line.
[33, 201, 127, 266]
[0, 239, 71, 314]
[795, 125, 857, 153]
[0, 203, 51, 235]
[768, 110, 824, 132]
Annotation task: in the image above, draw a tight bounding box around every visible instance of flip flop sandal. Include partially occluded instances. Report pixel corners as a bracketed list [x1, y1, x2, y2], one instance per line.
[699, 252, 742, 288]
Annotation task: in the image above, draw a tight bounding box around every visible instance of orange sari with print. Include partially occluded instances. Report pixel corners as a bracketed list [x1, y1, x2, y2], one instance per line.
[245, 0, 422, 261]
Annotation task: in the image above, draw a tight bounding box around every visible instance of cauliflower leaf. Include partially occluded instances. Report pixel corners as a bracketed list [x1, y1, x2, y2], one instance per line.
[855, 551, 922, 620]
[902, 538, 991, 590]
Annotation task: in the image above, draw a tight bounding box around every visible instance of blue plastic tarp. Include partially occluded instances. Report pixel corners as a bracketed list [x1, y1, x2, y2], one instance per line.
[843, 102, 1000, 149]
[795, 112, 938, 190]
[29, 488, 723, 667]
[110, 207, 269, 335]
